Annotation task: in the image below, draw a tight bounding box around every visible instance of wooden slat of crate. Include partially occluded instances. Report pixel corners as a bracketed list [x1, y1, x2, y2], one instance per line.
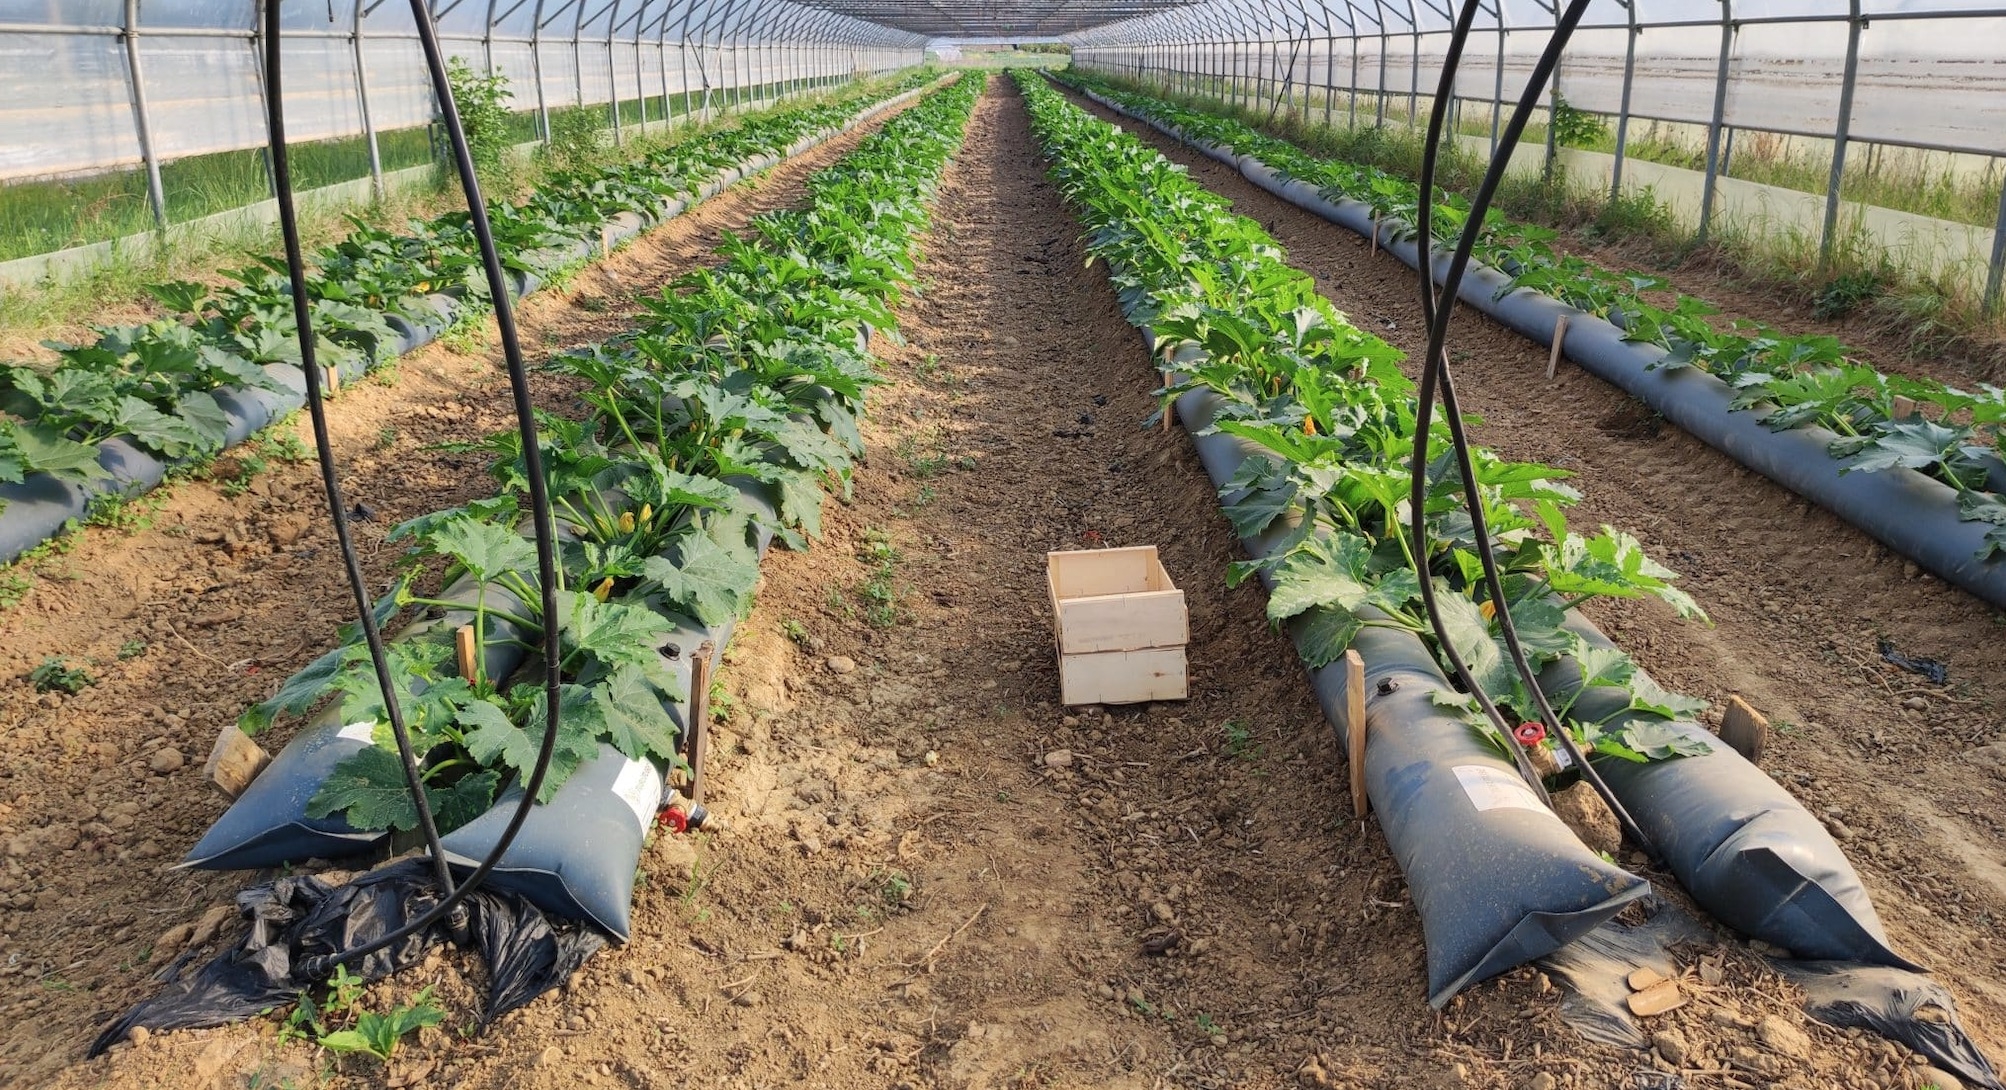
[1060, 647, 1188, 706]
[1047, 546, 1170, 599]
[1056, 588, 1189, 654]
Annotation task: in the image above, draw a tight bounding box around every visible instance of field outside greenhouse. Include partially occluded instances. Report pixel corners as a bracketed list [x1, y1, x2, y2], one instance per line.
[0, 3, 2004, 1090]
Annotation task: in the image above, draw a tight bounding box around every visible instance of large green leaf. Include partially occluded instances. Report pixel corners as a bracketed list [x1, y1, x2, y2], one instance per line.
[307, 745, 425, 832]
[425, 515, 537, 583]
[559, 590, 678, 678]
[5, 423, 109, 484]
[1265, 533, 1374, 622]
[430, 770, 500, 833]
[774, 467, 826, 538]
[1958, 489, 2006, 561]
[1292, 606, 1363, 669]
[1430, 581, 1514, 699]
[1836, 419, 1979, 476]
[596, 665, 682, 761]
[642, 530, 761, 627]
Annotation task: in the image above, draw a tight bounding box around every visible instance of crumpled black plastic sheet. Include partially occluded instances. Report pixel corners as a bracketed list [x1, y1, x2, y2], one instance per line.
[1540, 900, 2000, 1088]
[87, 858, 604, 1056]
[1877, 638, 1951, 686]
[1774, 961, 2003, 1090]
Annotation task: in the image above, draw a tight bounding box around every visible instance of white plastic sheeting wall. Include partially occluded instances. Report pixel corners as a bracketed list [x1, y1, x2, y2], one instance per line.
[0, 0, 924, 184]
[1069, 0, 2006, 157]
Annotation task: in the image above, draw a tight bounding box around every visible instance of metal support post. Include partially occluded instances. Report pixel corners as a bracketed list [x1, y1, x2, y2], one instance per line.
[1818, 1, 1864, 271]
[120, 0, 170, 230]
[352, 0, 386, 199]
[1697, 0, 1733, 244]
[1609, 11, 1637, 199]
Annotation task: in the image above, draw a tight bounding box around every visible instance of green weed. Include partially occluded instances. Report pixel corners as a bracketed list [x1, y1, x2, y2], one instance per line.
[257, 430, 311, 464]
[1221, 719, 1259, 759]
[30, 656, 96, 694]
[854, 527, 905, 627]
[1813, 264, 1890, 320]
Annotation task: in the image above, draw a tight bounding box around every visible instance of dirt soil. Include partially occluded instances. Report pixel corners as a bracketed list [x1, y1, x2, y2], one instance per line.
[0, 93, 924, 1089]
[6, 77, 2003, 1090]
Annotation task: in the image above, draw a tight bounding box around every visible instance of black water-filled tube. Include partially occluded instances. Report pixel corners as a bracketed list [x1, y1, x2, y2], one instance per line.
[181, 581, 535, 870]
[1537, 621, 1920, 970]
[1152, 334, 1650, 1007]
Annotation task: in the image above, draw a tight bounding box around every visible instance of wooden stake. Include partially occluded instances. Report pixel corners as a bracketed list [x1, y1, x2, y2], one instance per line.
[1720, 695, 1769, 766]
[323, 363, 341, 395]
[1160, 370, 1174, 433]
[454, 624, 478, 683]
[1891, 395, 1918, 420]
[686, 640, 717, 806]
[1546, 315, 1570, 380]
[1368, 215, 1379, 257]
[203, 724, 270, 800]
[1344, 649, 1368, 818]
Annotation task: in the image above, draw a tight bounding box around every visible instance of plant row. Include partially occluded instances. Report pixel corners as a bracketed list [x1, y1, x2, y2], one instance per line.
[0, 72, 938, 500]
[1059, 74, 2006, 561]
[1016, 71, 1710, 766]
[238, 75, 981, 834]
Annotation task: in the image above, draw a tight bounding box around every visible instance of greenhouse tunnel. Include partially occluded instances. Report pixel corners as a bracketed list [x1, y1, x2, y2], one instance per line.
[3, 1, 2006, 1088]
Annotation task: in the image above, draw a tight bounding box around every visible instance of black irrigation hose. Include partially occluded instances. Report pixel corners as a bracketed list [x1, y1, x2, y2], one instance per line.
[259, 0, 567, 980]
[257, 0, 458, 903]
[1408, 0, 1657, 857]
[1403, 0, 1549, 805]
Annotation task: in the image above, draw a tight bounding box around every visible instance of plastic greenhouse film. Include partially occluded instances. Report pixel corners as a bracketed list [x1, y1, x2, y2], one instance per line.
[1540, 621, 1921, 970]
[1157, 345, 1651, 1007]
[86, 858, 603, 1057]
[181, 583, 533, 871]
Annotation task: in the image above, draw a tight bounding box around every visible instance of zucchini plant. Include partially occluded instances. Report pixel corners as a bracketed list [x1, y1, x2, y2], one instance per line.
[234, 76, 981, 836]
[1021, 72, 1709, 768]
[0, 72, 937, 494]
[1064, 74, 2006, 562]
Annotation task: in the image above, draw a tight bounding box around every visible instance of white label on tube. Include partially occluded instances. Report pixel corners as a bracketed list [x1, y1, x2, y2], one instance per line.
[611, 758, 663, 834]
[1453, 765, 1548, 814]
[336, 721, 377, 745]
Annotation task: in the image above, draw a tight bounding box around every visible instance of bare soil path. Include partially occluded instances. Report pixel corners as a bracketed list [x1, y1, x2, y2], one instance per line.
[11, 78, 2000, 1090]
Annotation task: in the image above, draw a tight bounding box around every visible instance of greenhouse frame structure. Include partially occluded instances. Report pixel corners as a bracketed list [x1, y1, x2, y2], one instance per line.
[0, 0, 926, 229]
[4, 1, 2002, 306]
[1065, 0, 2006, 311]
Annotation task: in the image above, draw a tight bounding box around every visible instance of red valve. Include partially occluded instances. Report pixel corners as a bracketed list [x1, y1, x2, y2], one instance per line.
[1513, 721, 1548, 747]
[658, 806, 689, 833]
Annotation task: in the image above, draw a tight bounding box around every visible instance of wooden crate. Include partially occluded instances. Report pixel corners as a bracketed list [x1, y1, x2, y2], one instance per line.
[1047, 546, 1189, 705]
